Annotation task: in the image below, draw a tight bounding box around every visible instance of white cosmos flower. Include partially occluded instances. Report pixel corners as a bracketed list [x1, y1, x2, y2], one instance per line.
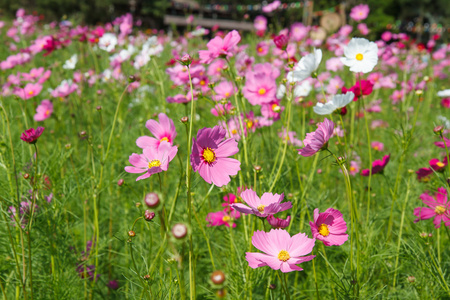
[293, 80, 312, 98]
[62, 54, 78, 69]
[313, 92, 355, 115]
[437, 89, 450, 97]
[341, 38, 378, 73]
[287, 48, 322, 82]
[276, 84, 286, 99]
[98, 33, 118, 52]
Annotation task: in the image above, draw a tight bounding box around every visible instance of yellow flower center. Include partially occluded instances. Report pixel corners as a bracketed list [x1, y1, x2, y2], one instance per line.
[374, 146, 379, 150]
[436, 162, 445, 168]
[231, 129, 238, 135]
[148, 159, 161, 168]
[318, 224, 330, 236]
[257, 205, 265, 213]
[225, 92, 230, 97]
[202, 147, 216, 163]
[45, 110, 50, 117]
[222, 215, 231, 222]
[258, 88, 266, 95]
[277, 250, 290, 262]
[247, 120, 253, 128]
[28, 91, 34, 95]
[200, 80, 206, 86]
[160, 137, 169, 143]
[257, 47, 263, 52]
[350, 166, 356, 172]
[435, 205, 446, 215]
[356, 53, 363, 61]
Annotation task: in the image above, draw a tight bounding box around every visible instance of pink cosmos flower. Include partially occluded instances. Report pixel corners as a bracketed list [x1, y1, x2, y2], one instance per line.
[261, 99, 284, 120]
[349, 160, 361, 176]
[371, 141, 384, 151]
[254, 16, 267, 32]
[242, 71, 277, 106]
[34, 100, 53, 122]
[342, 80, 373, 101]
[416, 168, 433, 181]
[361, 154, 390, 176]
[278, 128, 302, 147]
[429, 157, 448, 171]
[198, 30, 241, 64]
[213, 81, 237, 101]
[256, 41, 269, 56]
[309, 208, 348, 246]
[381, 31, 392, 42]
[357, 23, 370, 35]
[125, 141, 178, 181]
[246, 229, 315, 273]
[298, 118, 334, 157]
[267, 215, 291, 229]
[51, 81, 78, 98]
[390, 90, 404, 104]
[136, 113, 177, 150]
[414, 187, 450, 228]
[325, 57, 344, 72]
[211, 102, 234, 117]
[231, 189, 292, 218]
[13, 83, 42, 100]
[190, 126, 241, 187]
[20, 127, 44, 144]
[350, 4, 369, 21]
[206, 209, 241, 228]
[442, 98, 450, 108]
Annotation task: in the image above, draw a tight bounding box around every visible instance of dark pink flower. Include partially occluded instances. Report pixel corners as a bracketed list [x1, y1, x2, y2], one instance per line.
[267, 215, 291, 229]
[273, 34, 288, 51]
[309, 208, 348, 246]
[342, 80, 373, 101]
[414, 187, 450, 228]
[435, 137, 450, 149]
[20, 127, 44, 144]
[361, 154, 390, 176]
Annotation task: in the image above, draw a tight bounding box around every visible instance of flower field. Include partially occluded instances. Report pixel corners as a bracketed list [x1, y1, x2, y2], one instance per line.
[1, 5, 450, 299]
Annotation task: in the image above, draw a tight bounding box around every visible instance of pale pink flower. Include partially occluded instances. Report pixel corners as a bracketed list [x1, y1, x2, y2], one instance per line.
[350, 4, 370, 21]
[231, 189, 292, 218]
[34, 100, 53, 122]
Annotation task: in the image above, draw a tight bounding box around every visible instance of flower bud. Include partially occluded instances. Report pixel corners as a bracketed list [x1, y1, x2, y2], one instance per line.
[216, 289, 226, 298]
[143, 274, 150, 281]
[65, 143, 71, 149]
[96, 106, 102, 111]
[210, 270, 226, 285]
[269, 284, 276, 290]
[172, 223, 187, 239]
[273, 34, 288, 51]
[179, 54, 193, 66]
[79, 131, 87, 138]
[23, 173, 30, 179]
[407, 276, 416, 283]
[117, 179, 124, 186]
[144, 210, 155, 221]
[128, 230, 136, 237]
[253, 165, 262, 172]
[144, 192, 160, 208]
[180, 116, 188, 124]
[433, 125, 444, 136]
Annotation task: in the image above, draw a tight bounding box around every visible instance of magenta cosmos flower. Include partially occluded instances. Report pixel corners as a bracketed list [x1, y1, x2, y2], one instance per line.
[206, 209, 241, 228]
[267, 215, 291, 229]
[309, 208, 348, 246]
[20, 127, 44, 144]
[349, 4, 369, 21]
[136, 113, 177, 150]
[190, 126, 241, 187]
[231, 189, 292, 218]
[361, 154, 390, 176]
[13, 83, 42, 100]
[242, 71, 277, 106]
[125, 142, 178, 181]
[414, 187, 450, 228]
[435, 137, 450, 149]
[246, 229, 315, 273]
[34, 100, 53, 121]
[298, 118, 334, 157]
[198, 30, 241, 64]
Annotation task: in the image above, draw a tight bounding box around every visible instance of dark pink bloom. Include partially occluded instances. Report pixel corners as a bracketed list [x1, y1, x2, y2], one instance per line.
[34, 100, 53, 122]
[435, 137, 450, 149]
[198, 30, 241, 64]
[416, 168, 433, 181]
[136, 113, 177, 150]
[273, 34, 288, 51]
[231, 189, 292, 218]
[206, 209, 241, 228]
[430, 157, 448, 171]
[414, 187, 450, 228]
[246, 229, 315, 273]
[309, 208, 348, 246]
[442, 98, 450, 108]
[298, 118, 334, 157]
[190, 126, 241, 187]
[20, 127, 44, 144]
[267, 215, 291, 229]
[124, 142, 178, 181]
[361, 154, 390, 176]
[342, 80, 373, 101]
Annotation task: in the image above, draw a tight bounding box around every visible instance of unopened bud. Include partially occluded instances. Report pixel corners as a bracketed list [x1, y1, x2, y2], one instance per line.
[433, 125, 444, 136]
[253, 165, 262, 172]
[117, 179, 124, 186]
[179, 54, 193, 66]
[172, 223, 188, 239]
[128, 230, 136, 237]
[79, 131, 87, 138]
[143, 274, 150, 281]
[23, 173, 30, 179]
[144, 192, 160, 208]
[180, 116, 188, 124]
[407, 276, 416, 283]
[216, 289, 226, 298]
[96, 106, 102, 111]
[210, 270, 226, 285]
[144, 210, 155, 221]
[269, 284, 276, 290]
[65, 143, 71, 149]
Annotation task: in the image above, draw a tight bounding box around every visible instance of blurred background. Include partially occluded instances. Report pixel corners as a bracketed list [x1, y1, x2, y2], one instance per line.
[0, 0, 449, 41]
